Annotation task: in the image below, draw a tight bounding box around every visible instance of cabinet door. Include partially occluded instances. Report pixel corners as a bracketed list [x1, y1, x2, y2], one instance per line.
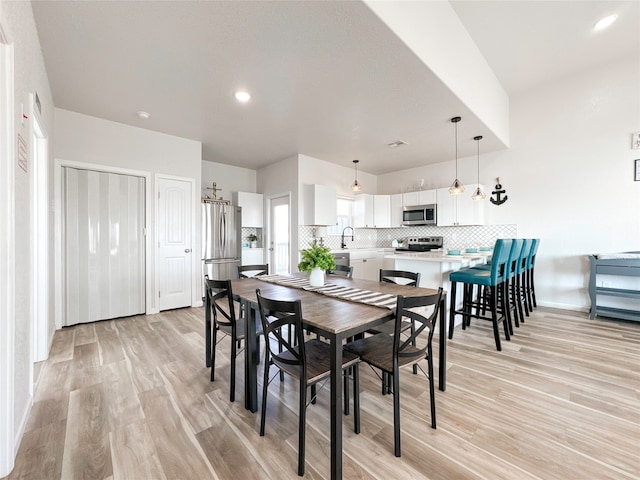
[304, 184, 337, 226]
[457, 185, 485, 225]
[373, 195, 390, 228]
[403, 191, 420, 206]
[234, 192, 264, 227]
[354, 194, 374, 228]
[436, 187, 456, 226]
[390, 194, 403, 227]
[418, 189, 437, 205]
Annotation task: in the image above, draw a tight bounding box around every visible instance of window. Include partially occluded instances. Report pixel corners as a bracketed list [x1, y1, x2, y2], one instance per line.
[328, 197, 353, 235]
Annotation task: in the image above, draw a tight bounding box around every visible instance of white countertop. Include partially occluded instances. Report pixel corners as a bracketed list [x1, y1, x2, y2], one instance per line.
[385, 250, 491, 264]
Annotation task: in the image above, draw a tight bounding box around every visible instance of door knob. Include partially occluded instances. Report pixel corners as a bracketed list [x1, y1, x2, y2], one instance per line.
[185, 248, 191, 253]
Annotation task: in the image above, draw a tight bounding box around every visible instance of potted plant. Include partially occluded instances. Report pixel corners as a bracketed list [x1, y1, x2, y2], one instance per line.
[298, 242, 336, 287]
[247, 233, 258, 248]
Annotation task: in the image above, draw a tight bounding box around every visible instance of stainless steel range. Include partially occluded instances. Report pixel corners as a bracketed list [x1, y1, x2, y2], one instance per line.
[395, 236, 443, 252]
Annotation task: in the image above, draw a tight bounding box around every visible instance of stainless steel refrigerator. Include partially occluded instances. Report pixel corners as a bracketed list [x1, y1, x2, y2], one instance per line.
[201, 201, 242, 285]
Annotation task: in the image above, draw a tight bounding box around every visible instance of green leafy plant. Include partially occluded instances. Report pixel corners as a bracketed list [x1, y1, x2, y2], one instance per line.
[298, 242, 336, 272]
[247, 234, 258, 242]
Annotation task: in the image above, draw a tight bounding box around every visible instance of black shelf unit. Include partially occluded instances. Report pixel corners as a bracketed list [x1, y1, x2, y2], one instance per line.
[589, 253, 640, 322]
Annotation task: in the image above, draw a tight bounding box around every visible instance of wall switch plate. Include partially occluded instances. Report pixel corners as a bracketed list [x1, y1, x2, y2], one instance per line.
[632, 132, 640, 149]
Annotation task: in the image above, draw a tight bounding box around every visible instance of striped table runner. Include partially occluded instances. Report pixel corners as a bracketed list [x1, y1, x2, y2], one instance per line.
[257, 274, 397, 310]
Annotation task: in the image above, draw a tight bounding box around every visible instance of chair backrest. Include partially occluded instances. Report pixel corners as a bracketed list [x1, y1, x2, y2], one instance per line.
[379, 269, 421, 287]
[393, 288, 444, 362]
[489, 239, 512, 283]
[525, 239, 539, 270]
[256, 289, 306, 376]
[205, 276, 236, 328]
[327, 264, 353, 278]
[516, 238, 529, 275]
[238, 264, 269, 278]
[505, 238, 523, 279]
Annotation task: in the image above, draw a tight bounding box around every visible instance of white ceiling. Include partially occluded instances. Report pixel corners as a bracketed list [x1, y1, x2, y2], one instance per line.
[32, 1, 639, 175]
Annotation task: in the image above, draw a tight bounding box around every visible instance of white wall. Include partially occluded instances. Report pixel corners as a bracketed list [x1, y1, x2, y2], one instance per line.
[298, 154, 378, 199]
[202, 159, 256, 200]
[378, 57, 640, 311]
[54, 108, 203, 313]
[0, 0, 55, 475]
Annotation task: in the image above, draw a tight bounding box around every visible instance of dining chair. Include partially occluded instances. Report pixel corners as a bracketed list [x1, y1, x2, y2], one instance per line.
[345, 288, 443, 457]
[326, 264, 353, 278]
[205, 276, 261, 402]
[237, 264, 269, 278]
[256, 289, 361, 476]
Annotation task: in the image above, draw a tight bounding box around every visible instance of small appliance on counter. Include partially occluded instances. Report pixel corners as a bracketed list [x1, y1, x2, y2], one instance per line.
[395, 236, 443, 252]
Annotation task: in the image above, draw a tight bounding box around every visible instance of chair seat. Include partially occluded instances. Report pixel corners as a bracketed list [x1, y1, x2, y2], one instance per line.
[344, 334, 423, 373]
[450, 268, 501, 286]
[367, 318, 412, 335]
[276, 339, 360, 384]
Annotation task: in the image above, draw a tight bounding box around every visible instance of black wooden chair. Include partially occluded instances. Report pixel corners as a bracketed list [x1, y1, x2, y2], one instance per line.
[345, 288, 443, 457]
[237, 264, 269, 278]
[256, 289, 360, 476]
[205, 276, 261, 402]
[326, 264, 353, 278]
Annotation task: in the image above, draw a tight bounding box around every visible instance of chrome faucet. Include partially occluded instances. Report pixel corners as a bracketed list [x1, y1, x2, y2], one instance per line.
[340, 226, 354, 249]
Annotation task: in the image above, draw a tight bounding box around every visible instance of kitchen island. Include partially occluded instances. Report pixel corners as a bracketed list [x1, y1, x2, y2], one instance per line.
[384, 250, 490, 329]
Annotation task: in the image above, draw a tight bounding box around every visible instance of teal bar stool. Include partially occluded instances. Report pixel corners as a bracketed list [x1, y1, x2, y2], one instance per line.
[524, 239, 540, 310]
[513, 238, 530, 322]
[448, 239, 513, 351]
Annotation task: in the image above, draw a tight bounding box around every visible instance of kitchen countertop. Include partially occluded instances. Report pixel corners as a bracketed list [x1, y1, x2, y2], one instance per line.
[385, 250, 491, 264]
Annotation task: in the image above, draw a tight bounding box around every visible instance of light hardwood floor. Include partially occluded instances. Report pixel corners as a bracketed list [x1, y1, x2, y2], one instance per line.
[4, 306, 639, 479]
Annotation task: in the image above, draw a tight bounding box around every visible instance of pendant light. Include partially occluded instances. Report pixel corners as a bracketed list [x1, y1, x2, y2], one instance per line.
[351, 159, 362, 191]
[471, 135, 486, 200]
[448, 116, 464, 195]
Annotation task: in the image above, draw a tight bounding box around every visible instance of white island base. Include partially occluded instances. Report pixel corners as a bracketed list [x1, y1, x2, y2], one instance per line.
[384, 251, 490, 334]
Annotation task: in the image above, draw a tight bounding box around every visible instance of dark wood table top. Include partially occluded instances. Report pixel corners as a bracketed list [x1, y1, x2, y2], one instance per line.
[230, 274, 442, 336]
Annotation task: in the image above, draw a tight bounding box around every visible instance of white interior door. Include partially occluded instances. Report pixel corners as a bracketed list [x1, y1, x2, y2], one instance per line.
[269, 194, 290, 274]
[63, 168, 145, 325]
[158, 177, 192, 311]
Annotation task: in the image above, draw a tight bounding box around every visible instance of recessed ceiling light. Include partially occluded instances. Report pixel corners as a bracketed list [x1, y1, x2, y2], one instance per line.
[136, 111, 150, 120]
[594, 14, 618, 32]
[234, 90, 251, 103]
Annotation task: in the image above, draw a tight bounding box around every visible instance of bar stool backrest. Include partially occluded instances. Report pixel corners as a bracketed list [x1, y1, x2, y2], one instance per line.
[490, 239, 512, 283]
[505, 238, 523, 279]
[525, 239, 539, 270]
[516, 239, 529, 275]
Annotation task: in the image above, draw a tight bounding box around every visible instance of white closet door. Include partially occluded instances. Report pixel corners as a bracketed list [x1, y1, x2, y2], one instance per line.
[63, 167, 145, 325]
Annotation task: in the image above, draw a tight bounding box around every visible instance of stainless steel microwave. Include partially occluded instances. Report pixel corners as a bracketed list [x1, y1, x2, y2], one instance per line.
[402, 204, 436, 226]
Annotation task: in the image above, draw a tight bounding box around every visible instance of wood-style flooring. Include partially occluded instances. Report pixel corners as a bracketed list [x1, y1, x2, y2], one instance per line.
[4, 306, 639, 479]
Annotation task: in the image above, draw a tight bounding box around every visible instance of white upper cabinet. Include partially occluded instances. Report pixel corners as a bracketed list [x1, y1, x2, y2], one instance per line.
[373, 195, 391, 228]
[402, 189, 436, 206]
[303, 184, 337, 226]
[390, 194, 403, 227]
[436, 186, 485, 226]
[233, 191, 263, 227]
[354, 194, 374, 228]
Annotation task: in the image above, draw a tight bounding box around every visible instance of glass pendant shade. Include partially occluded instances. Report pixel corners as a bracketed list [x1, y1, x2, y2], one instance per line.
[351, 159, 362, 191]
[471, 186, 486, 200]
[449, 179, 464, 194]
[472, 135, 485, 201]
[449, 116, 464, 195]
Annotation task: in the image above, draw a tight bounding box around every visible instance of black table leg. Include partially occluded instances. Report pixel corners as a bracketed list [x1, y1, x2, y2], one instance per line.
[205, 293, 211, 368]
[244, 300, 258, 412]
[439, 295, 446, 391]
[329, 335, 343, 480]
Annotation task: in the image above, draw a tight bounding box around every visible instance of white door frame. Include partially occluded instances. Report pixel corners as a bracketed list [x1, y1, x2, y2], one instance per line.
[54, 159, 153, 329]
[28, 93, 49, 364]
[0, 22, 16, 478]
[267, 192, 292, 274]
[155, 174, 198, 308]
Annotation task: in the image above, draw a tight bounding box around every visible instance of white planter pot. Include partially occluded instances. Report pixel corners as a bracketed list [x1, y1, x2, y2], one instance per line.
[309, 267, 325, 287]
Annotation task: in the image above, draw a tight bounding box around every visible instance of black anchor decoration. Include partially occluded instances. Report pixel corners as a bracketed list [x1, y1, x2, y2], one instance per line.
[490, 177, 508, 205]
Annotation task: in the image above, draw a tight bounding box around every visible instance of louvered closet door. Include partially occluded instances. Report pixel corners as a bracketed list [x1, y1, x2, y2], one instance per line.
[63, 167, 145, 325]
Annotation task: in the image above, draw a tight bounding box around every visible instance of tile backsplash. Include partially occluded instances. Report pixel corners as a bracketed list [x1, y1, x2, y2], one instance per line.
[299, 224, 517, 251]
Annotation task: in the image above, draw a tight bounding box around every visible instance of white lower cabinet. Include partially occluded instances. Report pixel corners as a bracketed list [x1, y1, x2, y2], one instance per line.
[350, 249, 384, 281]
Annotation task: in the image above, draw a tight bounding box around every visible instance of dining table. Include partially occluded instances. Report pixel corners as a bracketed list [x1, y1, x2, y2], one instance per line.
[221, 273, 447, 480]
